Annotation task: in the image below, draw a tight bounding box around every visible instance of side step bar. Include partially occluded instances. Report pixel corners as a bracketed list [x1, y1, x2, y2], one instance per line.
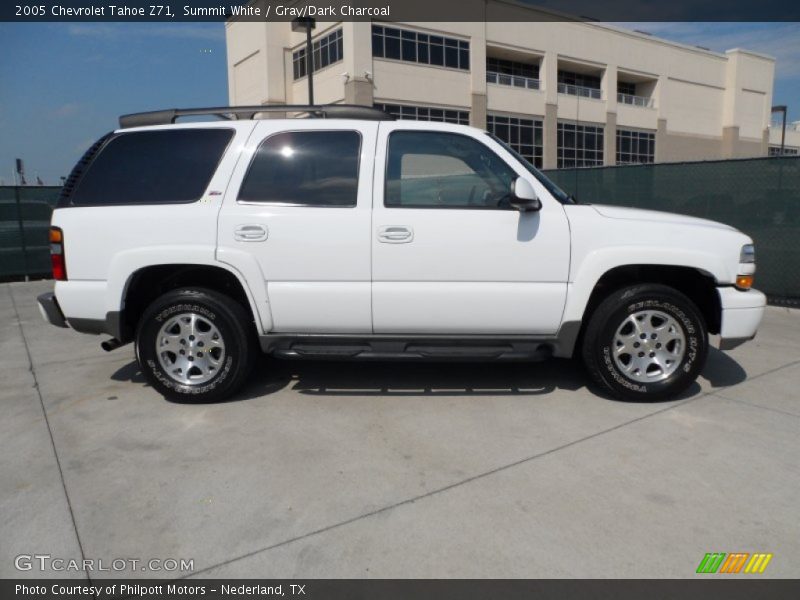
[261, 335, 556, 362]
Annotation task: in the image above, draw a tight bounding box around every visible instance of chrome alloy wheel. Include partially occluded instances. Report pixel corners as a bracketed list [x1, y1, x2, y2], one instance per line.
[156, 312, 226, 385]
[612, 310, 686, 383]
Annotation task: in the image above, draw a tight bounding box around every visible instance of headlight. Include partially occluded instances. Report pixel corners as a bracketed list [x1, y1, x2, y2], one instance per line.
[740, 244, 755, 263]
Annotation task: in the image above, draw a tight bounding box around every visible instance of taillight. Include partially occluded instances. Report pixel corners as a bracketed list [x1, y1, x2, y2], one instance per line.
[49, 227, 67, 281]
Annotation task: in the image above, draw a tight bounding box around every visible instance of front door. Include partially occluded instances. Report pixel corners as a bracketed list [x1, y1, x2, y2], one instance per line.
[218, 120, 377, 333]
[371, 122, 571, 335]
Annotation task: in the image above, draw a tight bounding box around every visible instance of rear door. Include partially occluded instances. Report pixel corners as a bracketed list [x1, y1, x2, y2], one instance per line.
[217, 120, 378, 333]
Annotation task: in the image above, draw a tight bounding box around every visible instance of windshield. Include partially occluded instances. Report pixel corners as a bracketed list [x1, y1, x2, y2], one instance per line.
[486, 133, 574, 204]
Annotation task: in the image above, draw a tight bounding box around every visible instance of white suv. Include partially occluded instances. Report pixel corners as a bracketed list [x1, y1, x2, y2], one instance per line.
[38, 105, 765, 402]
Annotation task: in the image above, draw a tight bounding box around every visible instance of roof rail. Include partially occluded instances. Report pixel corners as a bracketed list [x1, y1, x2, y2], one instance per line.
[118, 104, 394, 128]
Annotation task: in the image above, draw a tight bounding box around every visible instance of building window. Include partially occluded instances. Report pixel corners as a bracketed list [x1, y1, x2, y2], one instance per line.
[617, 81, 653, 107]
[372, 25, 470, 70]
[238, 131, 361, 207]
[558, 70, 601, 89]
[292, 28, 343, 80]
[376, 103, 470, 125]
[617, 81, 637, 96]
[557, 122, 604, 168]
[487, 114, 543, 168]
[769, 146, 799, 156]
[487, 57, 539, 79]
[486, 57, 540, 89]
[616, 129, 655, 165]
[557, 70, 602, 99]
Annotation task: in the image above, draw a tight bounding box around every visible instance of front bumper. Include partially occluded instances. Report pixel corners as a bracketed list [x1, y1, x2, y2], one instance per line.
[717, 287, 766, 350]
[37, 292, 68, 328]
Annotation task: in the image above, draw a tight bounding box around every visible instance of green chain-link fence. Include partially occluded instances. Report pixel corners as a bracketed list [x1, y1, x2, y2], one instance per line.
[544, 156, 800, 304]
[2, 157, 799, 302]
[0, 186, 61, 280]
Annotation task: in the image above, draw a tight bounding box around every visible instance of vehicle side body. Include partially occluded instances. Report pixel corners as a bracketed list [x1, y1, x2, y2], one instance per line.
[39, 109, 766, 401]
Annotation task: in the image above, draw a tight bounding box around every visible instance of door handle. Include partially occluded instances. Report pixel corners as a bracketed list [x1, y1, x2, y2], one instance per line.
[377, 226, 413, 244]
[233, 224, 268, 242]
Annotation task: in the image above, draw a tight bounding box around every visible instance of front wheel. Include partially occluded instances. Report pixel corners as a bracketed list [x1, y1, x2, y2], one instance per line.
[582, 284, 708, 401]
[136, 288, 257, 402]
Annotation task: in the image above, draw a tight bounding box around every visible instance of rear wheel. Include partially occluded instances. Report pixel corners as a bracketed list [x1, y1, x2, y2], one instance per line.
[136, 288, 256, 402]
[582, 284, 708, 401]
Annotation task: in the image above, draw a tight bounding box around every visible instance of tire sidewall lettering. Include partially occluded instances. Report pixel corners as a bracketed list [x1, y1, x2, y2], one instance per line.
[602, 345, 647, 392]
[146, 356, 233, 394]
[155, 303, 216, 323]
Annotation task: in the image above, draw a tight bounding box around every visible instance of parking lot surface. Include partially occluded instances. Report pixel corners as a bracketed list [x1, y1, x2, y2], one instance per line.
[2, 280, 799, 579]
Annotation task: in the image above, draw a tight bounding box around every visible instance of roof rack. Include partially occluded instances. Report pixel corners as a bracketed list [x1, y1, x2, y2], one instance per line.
[118, 104, 394, 129]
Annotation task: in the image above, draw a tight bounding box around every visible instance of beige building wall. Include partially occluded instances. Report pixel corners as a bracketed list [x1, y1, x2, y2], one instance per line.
[769, 122, 800, 154]
[225, 3, 778, 167]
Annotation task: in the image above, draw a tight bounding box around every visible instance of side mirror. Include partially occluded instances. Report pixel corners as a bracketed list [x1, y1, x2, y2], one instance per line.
[509, 177, 541, 212]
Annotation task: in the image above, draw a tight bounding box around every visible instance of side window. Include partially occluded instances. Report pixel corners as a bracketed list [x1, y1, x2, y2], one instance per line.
[385, 131, 516, 209]
[238, 130, 361, 207]
[70, 129, 233, 206]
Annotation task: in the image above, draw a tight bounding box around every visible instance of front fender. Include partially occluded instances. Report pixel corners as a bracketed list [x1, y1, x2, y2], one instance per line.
[562, 246, 728, 324]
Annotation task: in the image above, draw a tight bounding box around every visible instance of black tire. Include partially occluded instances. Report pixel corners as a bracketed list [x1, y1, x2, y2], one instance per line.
[582, 284, 708, 401]
[135, 288, 257, 402]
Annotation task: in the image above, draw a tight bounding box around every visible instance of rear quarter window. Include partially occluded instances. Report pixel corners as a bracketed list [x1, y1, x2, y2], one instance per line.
[69, 129, 233, 206]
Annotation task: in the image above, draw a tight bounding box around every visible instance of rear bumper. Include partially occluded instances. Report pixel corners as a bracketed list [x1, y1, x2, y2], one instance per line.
[717, 287, 766, 351]
[37, 290, 125, 340]
[37, 292, 68, 328]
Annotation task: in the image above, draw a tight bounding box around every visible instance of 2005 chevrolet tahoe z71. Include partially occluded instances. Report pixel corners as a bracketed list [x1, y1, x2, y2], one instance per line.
[37, 104, 766, 402]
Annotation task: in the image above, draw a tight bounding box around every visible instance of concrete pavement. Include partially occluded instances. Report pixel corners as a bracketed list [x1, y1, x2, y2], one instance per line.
[2, 280, 798, 579]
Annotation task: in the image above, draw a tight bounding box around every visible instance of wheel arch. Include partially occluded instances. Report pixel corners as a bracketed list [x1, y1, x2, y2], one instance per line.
[562, 264, 721, 358]
[117, 263, 265, 343]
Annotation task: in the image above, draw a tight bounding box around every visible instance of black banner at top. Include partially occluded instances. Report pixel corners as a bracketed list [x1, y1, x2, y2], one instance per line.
[3, 0, 800, 22]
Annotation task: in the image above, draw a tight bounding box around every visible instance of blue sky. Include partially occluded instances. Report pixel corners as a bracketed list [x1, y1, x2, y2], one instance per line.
[0, 21, 798, 185]
[0, 22, 227, 185]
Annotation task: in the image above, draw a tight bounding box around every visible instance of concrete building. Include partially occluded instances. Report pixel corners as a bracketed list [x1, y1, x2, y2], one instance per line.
[225, 3, 777, 169]
[769, 121, 800, 155]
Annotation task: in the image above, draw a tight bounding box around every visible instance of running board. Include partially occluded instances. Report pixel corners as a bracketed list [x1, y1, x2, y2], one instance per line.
[260, 334, 556, 362]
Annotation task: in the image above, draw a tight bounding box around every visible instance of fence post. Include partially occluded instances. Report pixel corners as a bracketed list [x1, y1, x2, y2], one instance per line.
[13, 185, 30, 281]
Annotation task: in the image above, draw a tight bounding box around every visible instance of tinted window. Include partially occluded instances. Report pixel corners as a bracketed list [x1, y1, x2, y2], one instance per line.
[238, 131, 361, 207]
[372, 26, 384, 56]
[71, 129, 232, 206]
[292, 28, 343, 80]
[385, 28, 400, 60]
[371, 25, 469, 70]
[385, 131, 516, 209]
